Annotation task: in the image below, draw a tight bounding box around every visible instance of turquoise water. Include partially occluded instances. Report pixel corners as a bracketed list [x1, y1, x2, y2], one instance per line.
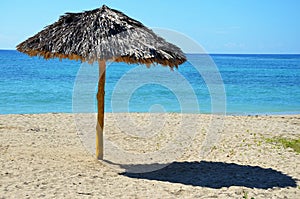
[0, 50, 299, 115]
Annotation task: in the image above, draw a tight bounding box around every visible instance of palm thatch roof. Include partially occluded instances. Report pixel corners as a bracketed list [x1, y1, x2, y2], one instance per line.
[17, 5, 186, 67]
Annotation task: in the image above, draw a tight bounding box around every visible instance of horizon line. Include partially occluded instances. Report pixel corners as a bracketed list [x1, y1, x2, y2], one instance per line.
[0, 49, 299, 55]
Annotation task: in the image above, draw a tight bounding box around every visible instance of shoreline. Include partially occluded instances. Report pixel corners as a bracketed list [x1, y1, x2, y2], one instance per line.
[0, 113, 299, 198]
[1, 111, 300, 116]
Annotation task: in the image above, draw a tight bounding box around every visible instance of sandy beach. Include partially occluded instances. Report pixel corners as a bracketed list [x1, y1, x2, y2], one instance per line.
[0, 113, 299, 198]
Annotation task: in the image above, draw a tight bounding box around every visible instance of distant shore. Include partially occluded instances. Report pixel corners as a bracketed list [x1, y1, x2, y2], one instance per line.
[0, 113, 299, 198]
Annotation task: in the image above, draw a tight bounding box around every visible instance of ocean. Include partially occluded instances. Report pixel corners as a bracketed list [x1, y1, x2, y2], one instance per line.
[0, 50, 299, 115]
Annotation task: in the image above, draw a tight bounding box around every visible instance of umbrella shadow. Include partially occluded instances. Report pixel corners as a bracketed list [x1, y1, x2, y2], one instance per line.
[120, 161, 297, 189]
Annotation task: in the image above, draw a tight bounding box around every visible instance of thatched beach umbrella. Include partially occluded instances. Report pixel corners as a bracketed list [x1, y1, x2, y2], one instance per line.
[17, 5, 186, 159]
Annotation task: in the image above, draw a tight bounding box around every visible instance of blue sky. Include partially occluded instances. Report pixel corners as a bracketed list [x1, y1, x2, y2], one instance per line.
[1, 0, 299, 53]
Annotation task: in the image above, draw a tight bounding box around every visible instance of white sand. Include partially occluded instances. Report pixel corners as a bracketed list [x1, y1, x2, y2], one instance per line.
[0, 113, 299, 198]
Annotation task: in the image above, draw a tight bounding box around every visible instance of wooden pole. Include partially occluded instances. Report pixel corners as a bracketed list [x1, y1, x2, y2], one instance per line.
[96, 60, 106, 159]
